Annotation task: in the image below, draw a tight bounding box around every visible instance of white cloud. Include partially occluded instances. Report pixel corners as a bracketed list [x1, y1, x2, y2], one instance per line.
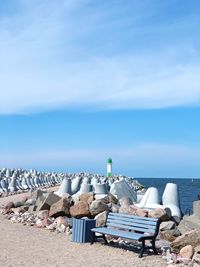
[0, 0, 200, 114]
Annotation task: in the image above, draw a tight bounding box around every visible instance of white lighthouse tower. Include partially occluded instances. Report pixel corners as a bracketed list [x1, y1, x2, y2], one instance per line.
[107, 158, 112, 177]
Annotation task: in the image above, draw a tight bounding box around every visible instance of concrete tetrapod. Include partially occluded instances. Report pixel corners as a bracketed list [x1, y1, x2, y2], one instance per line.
[94, 183, 108, 194]
[110, 178, 137, 202]
[55, 178, 72, 196]
[136, 187, 160, 208]
[71, 176, 82, 194]
[8, 178, 18, 192]
[1, 178, 8, 192]
[21, 177, 29, 190]
[78, 183, 93, 194]
[162, 183, 182, 223]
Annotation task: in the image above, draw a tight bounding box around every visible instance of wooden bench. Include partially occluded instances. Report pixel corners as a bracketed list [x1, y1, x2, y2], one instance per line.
[90, 212, 160, 258]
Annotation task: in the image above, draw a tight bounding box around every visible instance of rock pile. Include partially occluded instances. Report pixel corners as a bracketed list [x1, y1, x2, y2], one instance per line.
[160, 200, 200, 266]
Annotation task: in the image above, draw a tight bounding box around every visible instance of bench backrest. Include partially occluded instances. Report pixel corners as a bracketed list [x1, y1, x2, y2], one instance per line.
[106, 212, 160, 236]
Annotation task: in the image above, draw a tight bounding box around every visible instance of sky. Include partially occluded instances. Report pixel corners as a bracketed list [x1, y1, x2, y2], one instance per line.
[0, 0, 200, 177]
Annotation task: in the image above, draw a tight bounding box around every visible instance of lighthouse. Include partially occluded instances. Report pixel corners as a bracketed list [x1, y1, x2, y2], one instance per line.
[107, 158, 112, 177]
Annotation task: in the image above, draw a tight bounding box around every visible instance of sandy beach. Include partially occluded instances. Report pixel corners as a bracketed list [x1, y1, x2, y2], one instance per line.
[0, 190, 167, 267]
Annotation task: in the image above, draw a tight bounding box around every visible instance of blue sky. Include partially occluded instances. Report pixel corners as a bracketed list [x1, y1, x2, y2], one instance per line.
[0, 0, 200, 177]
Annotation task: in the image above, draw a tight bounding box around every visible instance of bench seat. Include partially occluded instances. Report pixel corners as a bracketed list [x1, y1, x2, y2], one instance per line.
[91, 227, 150, 241]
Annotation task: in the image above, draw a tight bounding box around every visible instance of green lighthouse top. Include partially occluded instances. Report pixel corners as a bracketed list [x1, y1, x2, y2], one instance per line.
[107, 158, 112, 164]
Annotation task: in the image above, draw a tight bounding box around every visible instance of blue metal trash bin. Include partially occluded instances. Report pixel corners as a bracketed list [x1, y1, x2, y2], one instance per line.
[72, 218, 96, 243]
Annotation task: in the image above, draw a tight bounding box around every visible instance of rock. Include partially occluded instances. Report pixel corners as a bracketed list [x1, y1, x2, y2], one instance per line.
[11, 207, 26, 215]
[57, 192, 71, 199]
[43, 218, 52, 227]
[21, 196, 29, 204]
[111, 204, 119, 213]
[180, 245, 194, 259]
[37, 210, 49, 220]
[10, 216, 19, 223]
[71, 194, 80, 204]
[25, 199, 36, 206]
[108, 194, 118, 205]
[118, 197, 133, 214]
[119, 205, 129, 214]
[31, 189, 47, 201]
[160, 231, 175, 242]
[36, 192, 61, 211]
[36, 219, 44, 228]
[172, 230, 200, 251]
[70, 201, 91, 218]
[128, 205, 148, 217]
[55, 216, 69, 227]
[178, 215, 200, 234]
[160, 228, 181, 242]
[193, 246, 200, 266]
[160, 221, 176, 231]
[49, 197, 71, 218]
[28, 205, 37, 212]
[79, 192, 95, 204]
[21, 205, 29, 211]
[89, 199, 109, 216]
[148, 208, 170, 221]
[95, 211, 108, 227]
[96, 194, 118, 205]
[14, 201, 23, 208]
[5, 202, 15, 209]
[56, 224, 66, 233]
[135, 208, 148, 217]
[194, 245, 200, 252]
[119, 197, 132, 207]
[47, 223, 56, 231]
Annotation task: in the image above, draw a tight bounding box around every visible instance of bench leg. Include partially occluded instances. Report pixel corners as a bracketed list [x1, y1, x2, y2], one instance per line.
[90, 232, 95, 245]
[102, 234, 108, 244]
[151, 238, 158, 255]
[139, 240, 145, 258]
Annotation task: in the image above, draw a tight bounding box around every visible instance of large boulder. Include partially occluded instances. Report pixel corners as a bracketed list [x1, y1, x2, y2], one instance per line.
[70, 201, 91, 218]
[31, 189, 47, 201]
[171, 230, 200, 251]
[95, 211, 108, 227]
[36, 192, 61, 211]
[79, 192, 95, 204]
[160, 221, 176, 231]
[71, 194, 80, 204]
[98, 194, 118, 205]
[148, 208, 170, 221]
[119, 197, 132, 207]
[178, 215, 200, 234]
[49, 197, 71, 218]
[180, 245, 194, 259]
[118, 197, 132, 214]
[160, 228, 181, 242]
[193, 246, 200, 266]
[128, 205, 148, 217]
[89, 199, 110, 216]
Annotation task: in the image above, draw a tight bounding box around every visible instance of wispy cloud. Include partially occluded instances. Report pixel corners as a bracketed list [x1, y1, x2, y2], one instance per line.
[1, 143, 200, 177]
[0, 0, 200, 114]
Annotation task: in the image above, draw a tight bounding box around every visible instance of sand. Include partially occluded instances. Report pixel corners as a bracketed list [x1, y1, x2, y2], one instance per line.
[0, 190, 167, 267]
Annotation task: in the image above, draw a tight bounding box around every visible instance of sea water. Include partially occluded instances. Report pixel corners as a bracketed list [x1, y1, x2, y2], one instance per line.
[137, 178, 200, 214]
